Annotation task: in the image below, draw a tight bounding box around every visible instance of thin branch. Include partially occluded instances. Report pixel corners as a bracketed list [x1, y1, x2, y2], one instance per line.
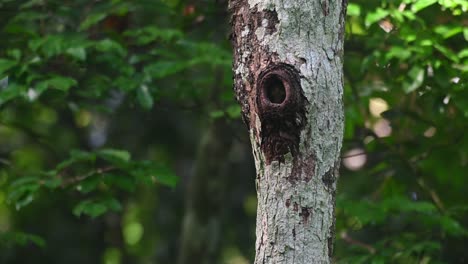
[0, 158, 11, 166]
[57, 166, 116, 188]
[341, 151, 366, 159]
[340, 231, 376, 254]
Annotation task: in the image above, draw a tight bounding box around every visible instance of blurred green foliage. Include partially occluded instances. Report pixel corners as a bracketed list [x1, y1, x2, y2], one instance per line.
[0, 0, 466, 263]
[338, 0, 467, 263]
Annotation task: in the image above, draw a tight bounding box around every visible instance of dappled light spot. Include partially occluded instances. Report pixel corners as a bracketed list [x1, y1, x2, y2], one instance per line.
[27, 88, 39, 101]
[342, 148, 367, 171]
[443, 95, 450, 105]
[363, 136, 374, 144]
[103, 248, 121, 264]
[424, 126, 437, 138]
[89, 114, 109, 148]
[451, 77, 460, 84]
[75, 110, 92, 128]
[369, 98, 389, 117]
[378, 19, 394, 33]
[222, 247, 249, 264]
[373, 119, 392, 138]
[124, 221, 144, 246]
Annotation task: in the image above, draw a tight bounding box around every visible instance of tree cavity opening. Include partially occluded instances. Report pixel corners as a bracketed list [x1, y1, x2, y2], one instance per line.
[264, 75, 286, 104]
[255, 63, 306, 164]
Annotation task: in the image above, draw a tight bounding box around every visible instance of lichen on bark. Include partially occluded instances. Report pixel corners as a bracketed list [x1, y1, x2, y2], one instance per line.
[229, 0, 346, 263]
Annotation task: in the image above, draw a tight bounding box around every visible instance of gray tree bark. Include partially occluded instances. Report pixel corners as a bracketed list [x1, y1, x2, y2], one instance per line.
[229, 0, 347, 263]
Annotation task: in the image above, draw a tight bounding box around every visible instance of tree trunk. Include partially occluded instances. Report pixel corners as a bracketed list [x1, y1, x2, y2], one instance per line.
[229, 0, 347, 263]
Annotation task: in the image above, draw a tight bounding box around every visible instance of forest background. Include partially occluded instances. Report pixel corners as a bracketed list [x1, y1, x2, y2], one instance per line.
[0, 0, 467, 263]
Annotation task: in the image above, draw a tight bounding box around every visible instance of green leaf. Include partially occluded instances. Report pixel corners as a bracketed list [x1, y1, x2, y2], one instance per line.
[137, 84, 154, 110]
[36, 76, 77, 94]
[103, 174, 136, 192]
[407, 241, 441, 254]
[339, 199, 386, 226]
[39, 35, 65, 58]
[97, 149, 131, 164]
[95, 39, 127, 57]
[386, 46, 412, 61]
[15, 194, 35, 210]
[381, 196, 437, 213]
[1, 232, 46, 248]
[401, 10, 417, 20]
[143, 61, 190, 79]
[226, 104, 241, 119]
[105, 197, 122, 212]
[79, 13, 107, 31]
[114, 76, 139, 92]
[440, 215, 468, 237]
[66, 47, 86, 61]
[10, 176, 40, 188]
[49, 76, 76, 91]
[459, 49, 468, 59]
[77, 175, 101, 194]
[365, 8, 389, 28]
[25, 233, 46, 248]
[7, 49, 21, 60]
[0, 59, 17, 75]
[56, 150, 96, 171]
[411, 0, 437, 13]
[42, 177, 62, 189]
[153, 166, 178, 188]
[347, 3, 361, 17]
[434, 25, 463, 39]
[130, 161, 178, 188]
[73, 199, 107, 218]
[0, 83, 25, 106]
[404, 66, 424, 93]
[210, 110, 225, 119]
[124, 26, 183, 45]
[434, 44, 460, 62]
[7, 179, 39, 210]
[73, 198, 122, 218]
[71, 149, 95, 160]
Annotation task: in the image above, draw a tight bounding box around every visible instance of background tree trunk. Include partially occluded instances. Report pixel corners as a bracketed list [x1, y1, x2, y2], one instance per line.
[178, 118, 233, 264]
[229, 0, 347, 263]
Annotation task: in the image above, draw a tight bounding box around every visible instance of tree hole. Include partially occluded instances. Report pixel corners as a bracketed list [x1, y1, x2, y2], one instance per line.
[264, 75, 286, 104]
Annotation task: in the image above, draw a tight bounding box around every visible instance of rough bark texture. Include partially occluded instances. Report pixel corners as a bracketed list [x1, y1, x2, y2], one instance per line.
[229, 0, 346, 263]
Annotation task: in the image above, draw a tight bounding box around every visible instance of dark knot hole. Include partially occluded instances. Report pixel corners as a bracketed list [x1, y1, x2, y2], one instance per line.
[264, 75, 286, 104]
